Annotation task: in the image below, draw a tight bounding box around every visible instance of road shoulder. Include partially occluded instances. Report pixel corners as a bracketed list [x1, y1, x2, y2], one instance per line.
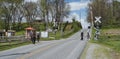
[80, 42, 119, 59]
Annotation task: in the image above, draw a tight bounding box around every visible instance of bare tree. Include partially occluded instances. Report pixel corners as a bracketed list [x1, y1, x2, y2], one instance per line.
[38, 0, 70, 31]
[0, 0, 24, 31]
[87, 0, 114, 27]
[23, 2, 38, 27]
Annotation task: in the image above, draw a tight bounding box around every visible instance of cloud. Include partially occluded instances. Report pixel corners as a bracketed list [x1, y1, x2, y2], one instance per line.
[80, 18, 89, 29]
[24, 0, 38, 2]
[64, 12, 89, 28]
[68, 2, 89, 11]
[64, 13, 80, 22]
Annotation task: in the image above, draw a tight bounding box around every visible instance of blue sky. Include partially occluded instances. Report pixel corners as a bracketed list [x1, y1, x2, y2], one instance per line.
[64, 0, 89, 21]
[64, 0, 90, 28]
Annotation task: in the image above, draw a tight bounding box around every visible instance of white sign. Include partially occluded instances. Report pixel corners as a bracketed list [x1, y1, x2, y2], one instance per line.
[41, 31, 48, 38]
[95, 16, 101, 23]
[7, 32, 11, 37]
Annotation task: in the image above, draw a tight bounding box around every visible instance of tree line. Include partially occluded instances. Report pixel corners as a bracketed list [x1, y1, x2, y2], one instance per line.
[87, 0, 120, 28]
[0, 0, 70, 31]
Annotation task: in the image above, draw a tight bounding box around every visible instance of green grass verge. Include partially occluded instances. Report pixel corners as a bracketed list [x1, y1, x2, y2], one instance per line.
[90, 28, 120, 53]
[91, 36, 120, 52]
[63, 31, 74, 38]
[16, 31, 25, 35]
[0, 41, 31, 51]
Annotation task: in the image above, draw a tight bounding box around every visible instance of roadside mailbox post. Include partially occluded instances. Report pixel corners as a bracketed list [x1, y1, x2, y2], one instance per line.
[94, 16, 101, 40]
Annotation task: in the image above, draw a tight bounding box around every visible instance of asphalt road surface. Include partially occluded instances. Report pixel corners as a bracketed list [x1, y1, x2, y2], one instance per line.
[0, 30, 88, 59]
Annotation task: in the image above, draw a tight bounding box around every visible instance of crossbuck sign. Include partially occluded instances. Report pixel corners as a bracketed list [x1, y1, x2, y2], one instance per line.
[94, 16, 102, 40]
[95, 16, 101, 23]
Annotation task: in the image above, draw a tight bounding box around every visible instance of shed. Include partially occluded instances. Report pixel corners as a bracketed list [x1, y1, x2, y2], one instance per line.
[25, 27, 35, 39]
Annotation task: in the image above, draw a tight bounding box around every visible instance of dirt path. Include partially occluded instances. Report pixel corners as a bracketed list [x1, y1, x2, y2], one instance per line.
[86, 44, 98, 59]
[80, 43, 120, 59]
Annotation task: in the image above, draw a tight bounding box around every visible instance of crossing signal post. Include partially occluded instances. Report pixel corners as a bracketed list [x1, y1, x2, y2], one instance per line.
[94, 16, 102, 40]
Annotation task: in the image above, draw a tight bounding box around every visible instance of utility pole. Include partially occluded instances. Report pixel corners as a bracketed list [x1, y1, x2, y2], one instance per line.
[89, 0, 94, 28]
[90, 6, 94, 28]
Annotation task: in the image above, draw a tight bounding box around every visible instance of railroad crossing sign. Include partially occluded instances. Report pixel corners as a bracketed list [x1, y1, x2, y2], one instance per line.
[94, 16, 102, 40]
[95, 16, 101, 23]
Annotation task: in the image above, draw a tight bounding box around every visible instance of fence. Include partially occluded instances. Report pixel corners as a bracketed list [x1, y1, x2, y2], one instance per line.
[0, 35, 29, 43]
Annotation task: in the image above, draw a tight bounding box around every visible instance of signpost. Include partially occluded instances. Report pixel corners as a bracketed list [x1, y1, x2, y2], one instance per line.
[95, 17, 101, 23]
[41, 31, 48, 38]
[94, 16, 101, 40]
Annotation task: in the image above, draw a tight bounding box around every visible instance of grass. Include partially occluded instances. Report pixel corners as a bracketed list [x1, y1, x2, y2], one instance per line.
[80, 28, 120, 59]
[90, 28, 120, 52]
[16, 31, 25, 35]
[80, 43, 113, 59]
[104, 40, 120, 52]
[63, 30, 74, 38]
[0, 41, 31, 51]
[93, 44, 112, 59]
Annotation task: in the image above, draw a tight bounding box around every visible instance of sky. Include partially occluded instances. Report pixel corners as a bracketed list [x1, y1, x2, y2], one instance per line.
[64, 0, 90, 28]
[25, 0, 90, 28]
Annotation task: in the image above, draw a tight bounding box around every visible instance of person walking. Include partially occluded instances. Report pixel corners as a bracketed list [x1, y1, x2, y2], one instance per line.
[81, 31, 84, 40]
[30, 30, 36, 44]
[32, 30, 36, 44]
[87, 32, 90, 40]
[36, 32, 40, 42]
[29, 31, 34, 44]
[87, 26, 91, 40]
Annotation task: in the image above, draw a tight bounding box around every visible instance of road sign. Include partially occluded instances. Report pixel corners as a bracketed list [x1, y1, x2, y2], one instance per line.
[94, 16, 102, 40]
[95, 16, 101, 23]
[41, 31, 48, 38]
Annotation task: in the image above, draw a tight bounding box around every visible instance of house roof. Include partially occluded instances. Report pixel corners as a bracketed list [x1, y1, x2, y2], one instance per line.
[25, 27, 35, 30]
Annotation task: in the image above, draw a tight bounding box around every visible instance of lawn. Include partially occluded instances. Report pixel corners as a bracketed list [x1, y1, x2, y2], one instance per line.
[0, 41, 31, 51]
[91, 28, 120, 52]
[16, 31, 25, 35]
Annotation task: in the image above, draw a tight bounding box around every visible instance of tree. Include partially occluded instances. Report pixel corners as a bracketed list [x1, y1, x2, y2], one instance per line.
[53, 0, 70, 37]
[0, 20, 4, 29]
[0, 0, 24, 31]
[38, 0, 50, 30]
[72, 17, 81, 32]
[38, 0, 70, 33]
[113, 1, 120, 23]
[87, 0, 116, 28]
[23, 2, 38, 27]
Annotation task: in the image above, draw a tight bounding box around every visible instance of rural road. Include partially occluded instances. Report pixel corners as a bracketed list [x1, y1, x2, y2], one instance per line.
[0, 30, 88, 59]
